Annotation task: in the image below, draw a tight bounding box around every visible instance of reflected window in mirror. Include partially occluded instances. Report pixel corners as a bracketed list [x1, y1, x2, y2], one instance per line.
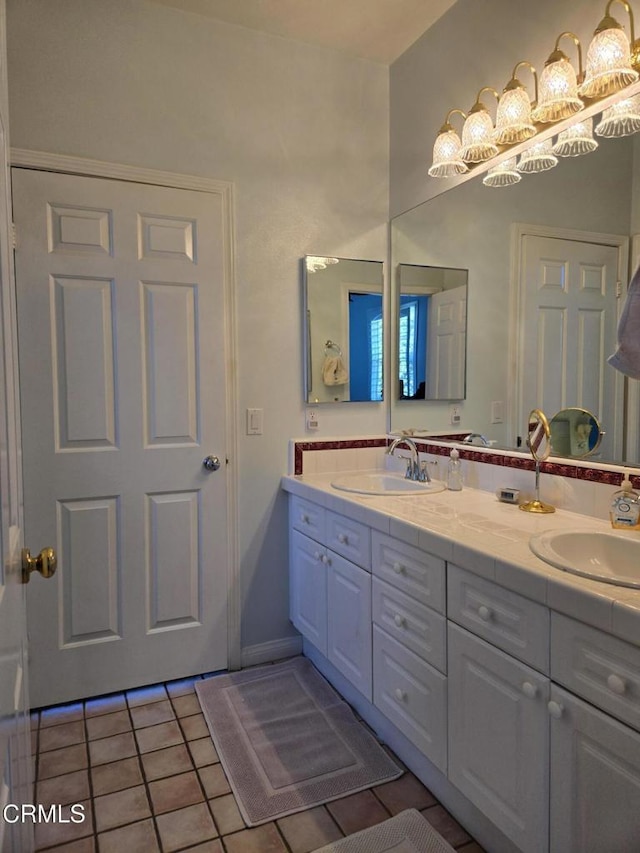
[303, 256, 383, 404]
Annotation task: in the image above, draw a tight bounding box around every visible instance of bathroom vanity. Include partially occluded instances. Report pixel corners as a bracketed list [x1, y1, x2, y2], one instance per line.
[282, 471, 640, 853]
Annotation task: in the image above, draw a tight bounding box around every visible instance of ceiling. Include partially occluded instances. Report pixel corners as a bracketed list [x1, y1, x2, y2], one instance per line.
[148, 0, 457, 64]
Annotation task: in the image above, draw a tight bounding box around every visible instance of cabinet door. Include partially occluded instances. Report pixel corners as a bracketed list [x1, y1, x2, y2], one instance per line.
[550, 685, 640, 853]
[327, 552, 372, 700]
[448, 623, 549, 853]
[290, 530, 327, 655]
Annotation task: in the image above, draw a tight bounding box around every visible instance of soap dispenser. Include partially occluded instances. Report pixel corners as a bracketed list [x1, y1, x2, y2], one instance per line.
[610, 470, 640, 530]
[447, 448, 463, 491]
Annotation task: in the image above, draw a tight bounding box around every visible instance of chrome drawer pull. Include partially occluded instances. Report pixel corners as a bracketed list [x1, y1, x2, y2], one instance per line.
[522, 681, 537, 699]
[607, 673, 627, 695]
[394, 614, 406, 628]
[548, 700, 564, 719]
[337, 533, 348, 544]
[477, 605, 492, 622]
[394, 688, 407, 702]
[392, 561, 405, 574]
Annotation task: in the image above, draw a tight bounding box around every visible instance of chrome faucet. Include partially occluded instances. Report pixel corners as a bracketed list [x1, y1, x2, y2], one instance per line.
[463, 433, 490, 447]
[386, 436, 431, 482]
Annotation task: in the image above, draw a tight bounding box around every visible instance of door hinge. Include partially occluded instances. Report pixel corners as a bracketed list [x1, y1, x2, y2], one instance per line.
[616, 280, 623, 298]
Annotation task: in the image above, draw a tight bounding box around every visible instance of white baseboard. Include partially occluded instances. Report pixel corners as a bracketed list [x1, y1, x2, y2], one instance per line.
[240, 636, 302, 668]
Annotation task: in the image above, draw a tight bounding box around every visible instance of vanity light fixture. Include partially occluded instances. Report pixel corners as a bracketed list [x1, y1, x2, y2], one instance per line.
[552, 116, 600, 156]
[428, 109, 469, 177]
[494, 61, 538, 145]
[516, 138, 559, 173]
[305, 256, 339, 273]
[595, 91, 640, 133]
[532, 33, 585, 122]
[482, 157, 521, 187]
[458, 88, 500, 162]
[579, 0, 640, 98]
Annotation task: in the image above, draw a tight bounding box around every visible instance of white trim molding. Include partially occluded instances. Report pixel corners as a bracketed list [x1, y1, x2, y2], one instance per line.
[10, 148, 242, 671]
[241, 636, 303, 669]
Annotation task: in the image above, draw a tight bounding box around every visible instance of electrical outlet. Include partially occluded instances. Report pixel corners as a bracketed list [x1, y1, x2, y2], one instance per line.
[491, 400, 504, 424]
[306, 409, 319, 430]
[449, 404, 461, 425]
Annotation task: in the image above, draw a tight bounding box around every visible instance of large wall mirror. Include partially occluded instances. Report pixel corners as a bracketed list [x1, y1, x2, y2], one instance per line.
[391, 97, 640, 467]
[397, 264, 468, 401]
[303, 256, 383, 403]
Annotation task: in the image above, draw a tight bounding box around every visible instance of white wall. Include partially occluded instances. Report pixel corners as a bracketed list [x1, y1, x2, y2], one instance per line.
[6, 0, 389, 650]
[390, 0, 614, 217]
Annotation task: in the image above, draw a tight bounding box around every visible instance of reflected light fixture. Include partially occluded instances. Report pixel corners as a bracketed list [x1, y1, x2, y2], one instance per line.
[494, 61, 538, 145]
[428, 109, 469, 177]
[458, 87, 500, 162]
[516, 138, 559, 173]
[482, 157, 521, 187]
[552, 116, 599, 156]
[595, 91, 640, 134]
[305, 256, 339, 273]
[579, 0, 640, 98]
[532, 32, 584, 122]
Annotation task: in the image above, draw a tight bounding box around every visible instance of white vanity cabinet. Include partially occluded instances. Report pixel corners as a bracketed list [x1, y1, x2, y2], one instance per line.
[327, 551, 372, 699]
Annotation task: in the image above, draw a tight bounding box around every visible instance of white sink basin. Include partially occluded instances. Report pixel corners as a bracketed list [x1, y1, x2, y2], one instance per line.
[331, 472, 446, 496]
[530, 529, 640, 588]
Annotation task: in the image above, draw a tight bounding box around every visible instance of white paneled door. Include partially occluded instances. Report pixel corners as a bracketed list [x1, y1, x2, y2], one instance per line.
[13, 169, 230, 707]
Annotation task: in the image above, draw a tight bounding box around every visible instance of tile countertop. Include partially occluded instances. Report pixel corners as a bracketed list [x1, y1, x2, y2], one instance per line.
[281, 471, 640, 649]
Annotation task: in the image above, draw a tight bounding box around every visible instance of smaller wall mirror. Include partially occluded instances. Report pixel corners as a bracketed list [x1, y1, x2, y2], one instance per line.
[303, 256, 383, 403]
[549, 407, 604, 459]
[396, 264, 468, 401]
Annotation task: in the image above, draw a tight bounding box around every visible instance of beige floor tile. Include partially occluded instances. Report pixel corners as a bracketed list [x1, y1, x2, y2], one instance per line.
[373, 772, 438, 815]
[175, 840, 223, 853]
[39, 720, 86, 753]
[188, 737, 219, 768]
[38, 744, 88, 780]
[223, 823, 288, 853]
[155, 802, 218, 852]
[130, 698, 176, 729]
[148, 770, 205, 814]
[141, 743, 193, 781]
[94, 784, 151, 833]
[126, 684, 168, 707]
[97, 818, 160, 853]
[180, 713, 209, 741]
[33, 799, 93, 850]
[84, 693, 127, 718]
[40, 703, 84, 729]
[278, 805, 343, 853]
[85, 709, 132, 741]
[36, 835, 95, 852]
[135, 719, 185, 753]
[165, 676, 200, 698]
[421, 804, 472, 848]
[171, 693, 202, 717]
[91, 756, 143, 796]
[36, 769, 90, 808]
[208, 793, 245, 835]
[198, 763, 231, 799]
[88, 731, 137, 766]
[327, 789, 390, 835]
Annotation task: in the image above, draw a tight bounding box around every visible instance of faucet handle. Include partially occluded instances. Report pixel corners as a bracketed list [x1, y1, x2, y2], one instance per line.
[404, 459, 413, 480]
[418, 461, 431, 483]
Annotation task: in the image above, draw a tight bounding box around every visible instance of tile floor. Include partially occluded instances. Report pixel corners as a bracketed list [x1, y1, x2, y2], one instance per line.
[31, 666, 486, 853]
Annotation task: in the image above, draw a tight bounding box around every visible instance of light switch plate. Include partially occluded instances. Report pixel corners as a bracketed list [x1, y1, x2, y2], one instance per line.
[246, 408, 263, 435]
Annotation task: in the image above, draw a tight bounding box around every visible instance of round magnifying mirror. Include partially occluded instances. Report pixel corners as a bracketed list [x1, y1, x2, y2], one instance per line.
[526, 408, 551, 462]
[549, 407, 604, 458]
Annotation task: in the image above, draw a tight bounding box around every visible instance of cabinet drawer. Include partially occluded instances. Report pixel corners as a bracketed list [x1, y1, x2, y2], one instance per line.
[551, 613, 640, 732]
[372, 578, 446, 673]
[372, 532, 445, 613]
[448, 565, 549, 673]
[291, 495, 325, 543]
[326, 511, 371, 570]
[373, 625, 447, 772]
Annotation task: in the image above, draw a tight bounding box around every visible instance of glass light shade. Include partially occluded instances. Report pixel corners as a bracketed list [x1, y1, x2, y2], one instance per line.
[459, 110, 499, 162]
[516, 139, 559, 173]
[532, 57, 584, 122]
[579, 26, 639, 98]
[552, 116, 599, 156]
[494, 87, 537, 144]
[428, 129, 469, 177]
[595, 93, 640, 136]
[482, 157, 521, 187]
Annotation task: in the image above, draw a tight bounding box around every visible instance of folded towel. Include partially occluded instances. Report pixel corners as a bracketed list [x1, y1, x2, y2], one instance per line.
[608, 263, 640, 379]
[322, 355, 348, 386]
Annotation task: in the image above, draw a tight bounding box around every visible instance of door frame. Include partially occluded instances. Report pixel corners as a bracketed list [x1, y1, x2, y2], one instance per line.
[508, 222, 630, 459]
[10, 147, 242, 671]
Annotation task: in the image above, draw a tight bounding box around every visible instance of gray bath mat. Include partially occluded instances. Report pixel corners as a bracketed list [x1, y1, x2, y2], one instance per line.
[195, 656, 402, 825]
[312, 809, 456, 853]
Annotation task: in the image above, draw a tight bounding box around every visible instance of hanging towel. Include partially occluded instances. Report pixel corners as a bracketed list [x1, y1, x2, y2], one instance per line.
[608, 263, 640, 379]
[322, 355, 348, 386]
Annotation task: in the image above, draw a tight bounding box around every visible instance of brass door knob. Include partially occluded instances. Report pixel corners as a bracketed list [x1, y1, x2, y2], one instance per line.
[21, 547, 57, 584]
